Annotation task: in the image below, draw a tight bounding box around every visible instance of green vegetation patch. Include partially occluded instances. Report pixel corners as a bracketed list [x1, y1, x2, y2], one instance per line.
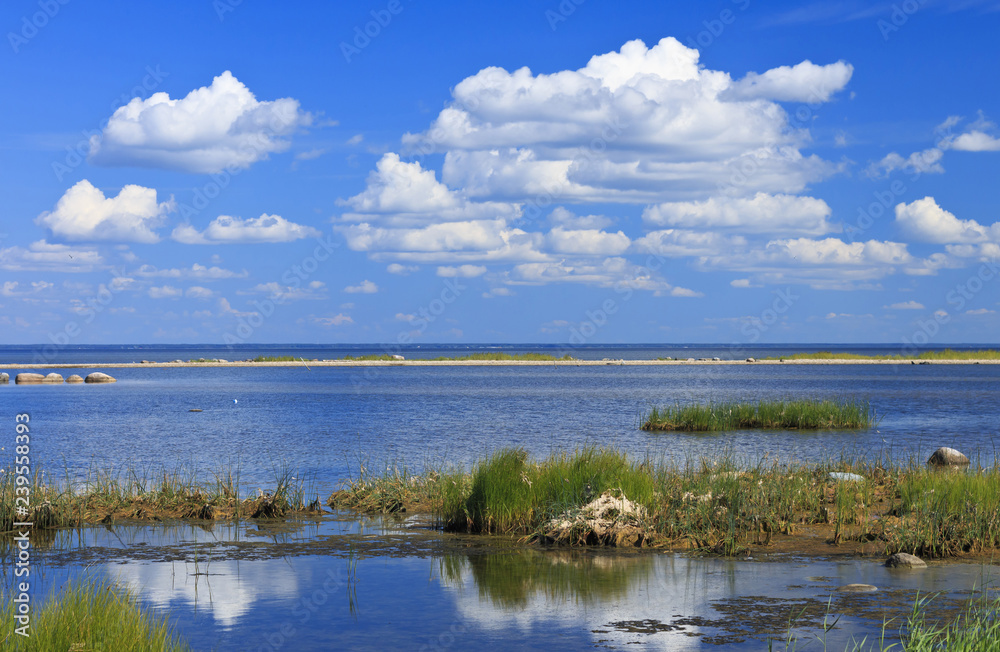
[330, 447, 1000, 558]
[428, 352, 574, 361]
[641, 399, 875, 431]
[762, 348, 1000, 361]
[1, 579, 189, 651]
[1, 462, 320, 535]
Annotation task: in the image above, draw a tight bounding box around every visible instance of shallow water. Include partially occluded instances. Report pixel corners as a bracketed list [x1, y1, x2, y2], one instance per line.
[2, 363, 998, 492]
[3, 347, 1000, 649]
[8, 518, 999, 651]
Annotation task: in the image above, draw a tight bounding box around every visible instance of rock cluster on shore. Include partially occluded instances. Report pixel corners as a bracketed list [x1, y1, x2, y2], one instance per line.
[8, 371, 116, 385]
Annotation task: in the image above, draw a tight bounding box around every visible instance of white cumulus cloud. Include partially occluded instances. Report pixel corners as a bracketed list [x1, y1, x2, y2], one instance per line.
[89, 71, 312, 173]
[149, 285, 182, 299]
[895, 197, 1000, 244]
[344, 280, 378, 294]
[36, 180, 174, 243]
[403, 38, 844, 203]
[172, 214, 321, 244]
[721, 60, 854, 102]
[885, 301, 924, 310]
[436, 265, 487, 278]
[643, 193, 834, 236]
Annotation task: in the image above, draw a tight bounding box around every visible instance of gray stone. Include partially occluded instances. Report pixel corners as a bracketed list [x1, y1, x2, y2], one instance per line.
[837, 584, 877, 593]
[886, 552, 926, 568]
[746, 358, 756, 363]
[0, 372, 8, 383]
[66, 375, 84, 383]
[42, 373, 64, 383]
[391, 354, 405, 360]
[84, 372, 117, 384]
[15, 373, 45, 384]
[927, 447, 970, 466]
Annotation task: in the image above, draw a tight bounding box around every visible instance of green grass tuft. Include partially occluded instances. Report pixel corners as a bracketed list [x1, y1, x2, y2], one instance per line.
[1, 579, 190, 651]
[763, 349, 1000, 361]
[641, 399, 876, 431]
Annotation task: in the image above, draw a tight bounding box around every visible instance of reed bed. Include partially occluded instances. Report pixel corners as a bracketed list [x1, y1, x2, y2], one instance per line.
[249, 355, 318, 362]
[775, 588, 1000, 651]
[428, 352, 574, 361]
[0, 579, 190, 651]
[329, 447, 1000, 558]
[641, 400, 876, 431]
[0, 462, 318, 537]
[763, 349, 1000, 361]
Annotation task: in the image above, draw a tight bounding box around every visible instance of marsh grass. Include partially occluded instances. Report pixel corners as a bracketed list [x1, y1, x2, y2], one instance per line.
[763, 349, 1000, 361]
[250, 355, 317, 362]
[330, 447, 1000, 557]
[641, 400, 876, 431]
[428, 352, 575, 361]
[885, 468, 1000, 556]
[445, 448, 661, 535]
[0, 461, 318, 538]
[0, 578, 189, 651]
[338, 354, 398, 361]
[775, 586, 1000, 651]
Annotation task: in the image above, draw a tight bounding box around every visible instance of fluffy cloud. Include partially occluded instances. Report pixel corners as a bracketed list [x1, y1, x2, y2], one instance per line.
[700, 237, 912, 288]
[404, 38, 846, 203]
[895, 197, 1000, 244]
[386, 263, 418, 275]
[36, 180, 174, 243]
[545, 227, 630, 255]
[642, 193, 834, 235]
[547, 207, 613, 230]
[950, 132, 1000, 152]
[941, 113, 1000, 152]
[436, 265, 487, 278]
[344, 280, 378, 294]
[886, 301, 924, 310]
[867, 148, 945, 178]
[185, 286, 214, 300]
[342, 220, 517, 254]
[172, 214, 321, 244]
[720, 60, 854, 102]
[148, 285, 182, 299]
[247, 282, 325, 301]
[0, 240, 102, 272]
[89, 71, 312, 173]
[632, 230, 746, 257]
[135, 263, 248, 279]
[508, 257, 701, 297]
[313, 314, 353, 327]
[339, 153, 519, 225]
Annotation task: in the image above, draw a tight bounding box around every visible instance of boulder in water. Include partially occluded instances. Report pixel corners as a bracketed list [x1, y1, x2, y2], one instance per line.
[66, 374, 84, 383]
[84, 372, 117, 384]
[15, 373, 45, 384]
[886, 552, 926, 568]
[927, 447, 969, 466]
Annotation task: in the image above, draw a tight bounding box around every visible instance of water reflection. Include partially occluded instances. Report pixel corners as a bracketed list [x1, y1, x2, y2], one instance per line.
[108, 559, 299, 629]
[21, 522, 1000, 651]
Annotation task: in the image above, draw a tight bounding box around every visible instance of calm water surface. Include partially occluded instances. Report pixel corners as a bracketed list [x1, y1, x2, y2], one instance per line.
[2, 346, 999, 650]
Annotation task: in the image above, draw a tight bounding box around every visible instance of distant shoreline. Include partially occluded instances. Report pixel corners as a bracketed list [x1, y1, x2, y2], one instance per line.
[4, 358, 1000, 369]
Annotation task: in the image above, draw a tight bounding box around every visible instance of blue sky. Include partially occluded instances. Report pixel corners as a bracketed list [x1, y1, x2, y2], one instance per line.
[2, 0, 1000, 347]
